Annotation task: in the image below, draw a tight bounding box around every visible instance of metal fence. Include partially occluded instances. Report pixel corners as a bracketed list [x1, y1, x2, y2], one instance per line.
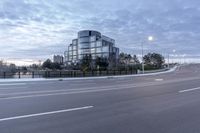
[0, 69, 138, 79]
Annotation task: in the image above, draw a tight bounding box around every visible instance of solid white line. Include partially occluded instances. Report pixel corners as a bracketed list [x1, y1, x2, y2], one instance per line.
[0, 87, 131, 100]
[155, 79, 164, 81]
[1, 77, 199, 100]
[0, 82, 156, 99]
[179, 87, 200, 93]
[0, 106, 93, 122]
[0, 87, 27, 90]
[0, 83, 157, 100]
[0, 83, 26, 86]
[0, 88, 98, 96]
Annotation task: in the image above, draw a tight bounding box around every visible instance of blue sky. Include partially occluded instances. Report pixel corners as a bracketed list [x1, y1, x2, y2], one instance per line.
[0, 0, 200, 64]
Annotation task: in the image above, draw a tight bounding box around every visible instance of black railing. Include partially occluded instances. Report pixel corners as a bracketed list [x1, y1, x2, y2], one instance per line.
[0, 67, 171, 79]
[0, 70, 138, 79]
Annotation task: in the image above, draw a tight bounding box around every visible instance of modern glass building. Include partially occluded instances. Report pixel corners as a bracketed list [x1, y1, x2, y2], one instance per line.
[64, 30, 119, 65]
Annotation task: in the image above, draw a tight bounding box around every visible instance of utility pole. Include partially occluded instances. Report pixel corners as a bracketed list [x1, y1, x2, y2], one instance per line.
[141, 41, 144, 74]
[168, 53, 170, 69]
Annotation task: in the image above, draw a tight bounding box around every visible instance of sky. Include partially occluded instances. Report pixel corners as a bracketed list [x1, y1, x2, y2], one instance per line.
[0, 0, 200, 65]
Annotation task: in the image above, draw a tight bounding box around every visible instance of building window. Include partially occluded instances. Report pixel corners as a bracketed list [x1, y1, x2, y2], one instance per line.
[69, 46, 72, 51]
[79, 37, 90, 43]
[73, 46, 77, 50]
[73, 51, 77, 56]
[79, 43, 90, 49]
[102, 53, 109, 58]
[96, 41, 102, 47]
[96, 47, 102, 53]
[90, 36, 96, 42]
[91, 42, 96, 48]
[69, 51, 73, 56]
[102, 46, 109, 52]
[80, 49, 90, 54]
[73, 56, 77, 59]
[102, 41, 106, 46]
[96, 53, 102, 57]
[79, 31, 89, 37]
[64, 51, 68, 57]
[92, 54, 96, 59]
[78, 55, 83, 59]
[72, 40, 77, 45]
[91, 48, 95, 54]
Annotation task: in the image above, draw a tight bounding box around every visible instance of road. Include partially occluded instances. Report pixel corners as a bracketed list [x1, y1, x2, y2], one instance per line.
[0, 64, 200, 133]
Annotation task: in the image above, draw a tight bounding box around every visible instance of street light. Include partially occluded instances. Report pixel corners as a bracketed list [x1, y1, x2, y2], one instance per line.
[167, 49, 176, 69]
[167, 53, 170, 69]
[148, 36, 154, 41]
[183, 54, 186, 64]
[141, 36, 154, 74]
[172, 49, 176, 64]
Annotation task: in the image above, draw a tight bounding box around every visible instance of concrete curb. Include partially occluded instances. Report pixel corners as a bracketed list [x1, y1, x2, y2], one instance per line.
[0, 66, 178, 83]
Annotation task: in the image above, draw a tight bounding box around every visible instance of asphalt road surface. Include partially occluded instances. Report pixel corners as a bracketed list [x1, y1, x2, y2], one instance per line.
[1, 64, 200, 133]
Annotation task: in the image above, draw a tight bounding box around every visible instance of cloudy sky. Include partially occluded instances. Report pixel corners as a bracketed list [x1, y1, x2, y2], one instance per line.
[0, 0, 200, 64]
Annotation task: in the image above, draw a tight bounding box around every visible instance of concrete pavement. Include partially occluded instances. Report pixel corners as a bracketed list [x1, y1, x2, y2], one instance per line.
[0, 64, 200, 133]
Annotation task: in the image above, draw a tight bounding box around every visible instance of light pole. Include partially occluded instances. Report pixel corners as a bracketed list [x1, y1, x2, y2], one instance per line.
[167, 53, 170, 69]
[172, 49, 176, 64]
[141, 36, 154, 74]
[183, 54, 186, 64]
[141, 41, 144, 74]
[166, 49, 175, 69]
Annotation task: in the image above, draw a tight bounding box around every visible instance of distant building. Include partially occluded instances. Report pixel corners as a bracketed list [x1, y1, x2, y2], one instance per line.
[64, 30, 119, 65]
[0, 60, 3, 67]
[53, 55, 64, 64]
[0, 60, 16, 72]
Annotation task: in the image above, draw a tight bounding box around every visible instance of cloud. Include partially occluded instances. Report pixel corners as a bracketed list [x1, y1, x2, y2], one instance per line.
[0, 0, 200, 62]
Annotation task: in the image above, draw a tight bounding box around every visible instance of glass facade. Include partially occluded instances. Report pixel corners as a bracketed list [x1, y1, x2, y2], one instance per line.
[90, 42, 96, 48]
[64, 30, 119, 64]
[96, 41, 102, 47]
[79, 43, 90, 49]
[79, 37, 90, 43]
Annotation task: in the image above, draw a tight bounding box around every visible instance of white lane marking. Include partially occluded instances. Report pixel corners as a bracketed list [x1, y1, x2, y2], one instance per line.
[0, 82, 155, 96]
[0, 88, 99, 96]
[0, 106, 93, 122]
[155, 79, 164, 81]
[0, 82, 159, 100]
[74, 83, 97, 85]
[0, 83, 26, 86]
[179, 87, 200, 93]
[1, 76, 200, 100]
[0, 86, 27, 90]
[0, 87, 132, 100]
